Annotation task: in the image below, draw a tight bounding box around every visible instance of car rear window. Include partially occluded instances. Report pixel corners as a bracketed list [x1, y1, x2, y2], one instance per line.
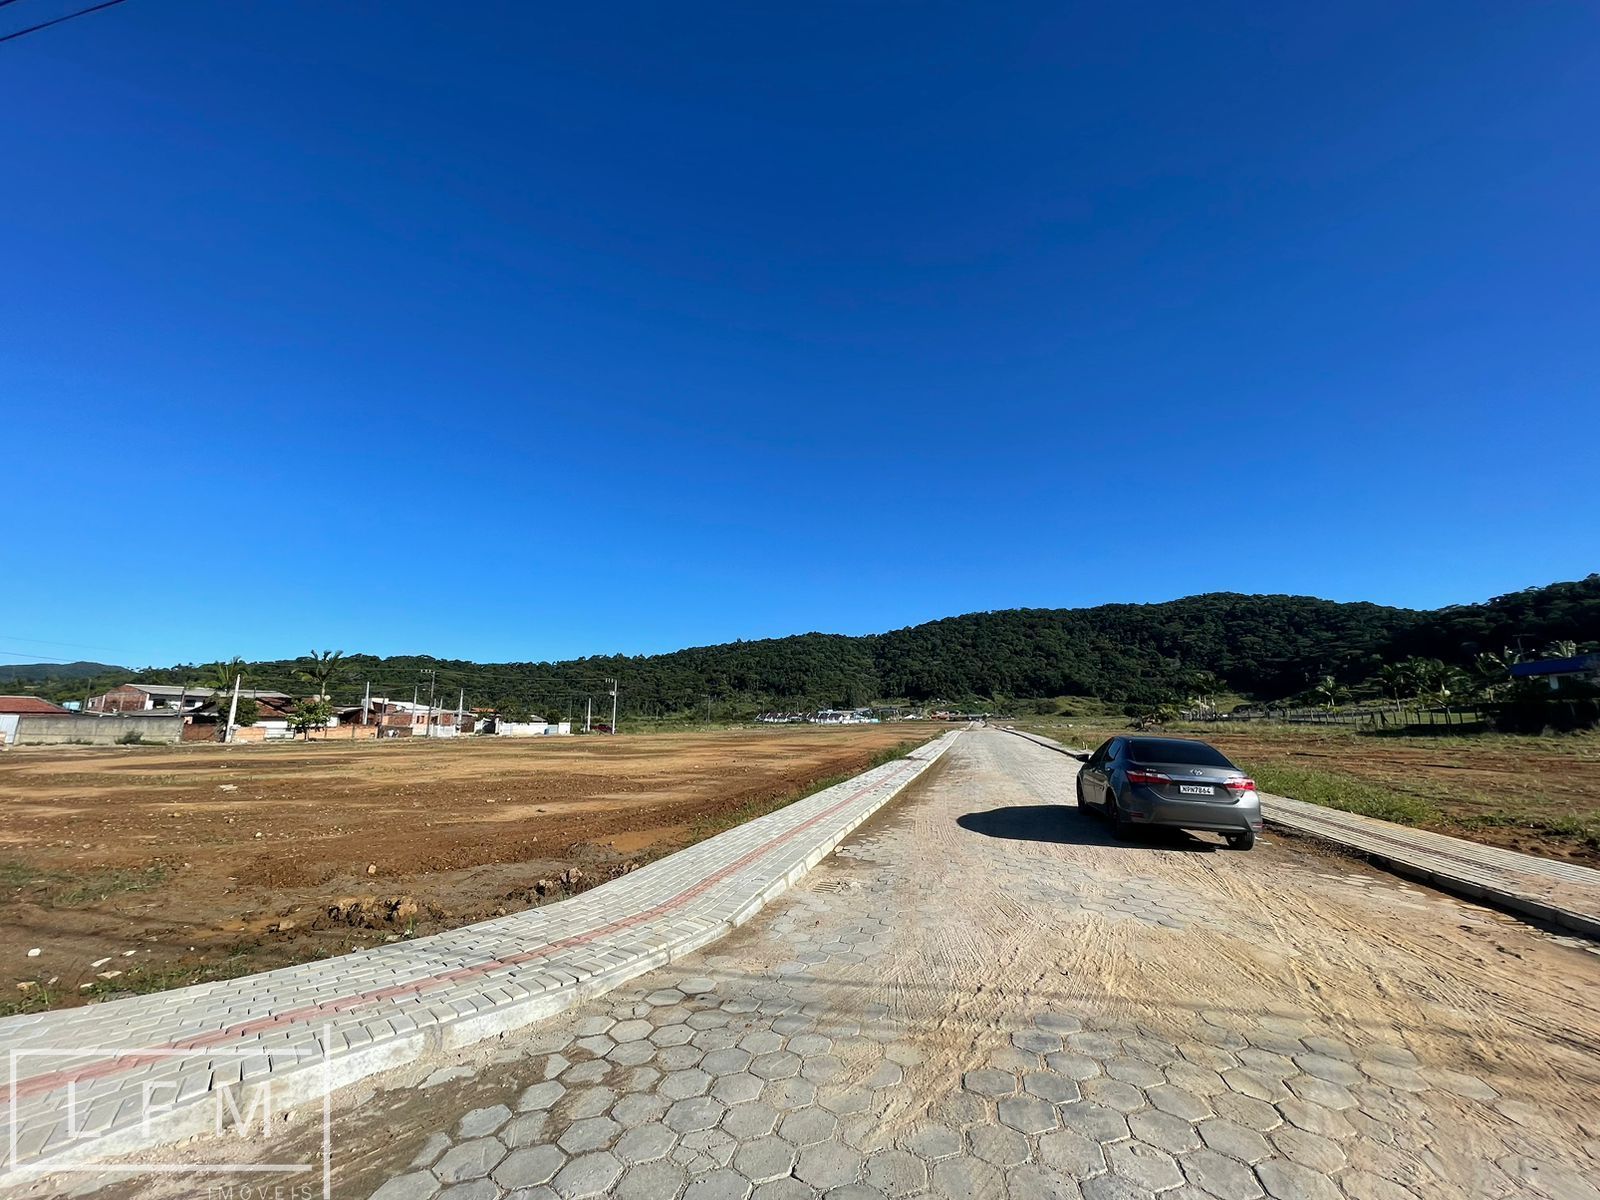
[1129, 738, 1233, 768]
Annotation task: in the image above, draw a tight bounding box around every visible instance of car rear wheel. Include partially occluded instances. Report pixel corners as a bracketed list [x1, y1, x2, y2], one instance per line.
[1108, 791, 1134, 840]
[1226, 830, 1256, 851]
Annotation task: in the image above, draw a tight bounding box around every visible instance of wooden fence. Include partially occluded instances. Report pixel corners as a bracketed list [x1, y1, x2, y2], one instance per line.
[1181, 704, 1491, 731]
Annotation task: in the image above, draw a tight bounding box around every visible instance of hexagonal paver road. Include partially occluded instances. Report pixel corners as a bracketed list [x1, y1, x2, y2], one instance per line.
[70, 731, 1600, 1200]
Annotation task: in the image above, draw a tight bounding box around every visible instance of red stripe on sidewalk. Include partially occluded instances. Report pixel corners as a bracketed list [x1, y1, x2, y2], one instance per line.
[5, 757, 922, 1106]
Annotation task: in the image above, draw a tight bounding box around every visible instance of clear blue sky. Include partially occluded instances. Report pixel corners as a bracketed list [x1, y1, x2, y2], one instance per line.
[3, 2, 1597, 668]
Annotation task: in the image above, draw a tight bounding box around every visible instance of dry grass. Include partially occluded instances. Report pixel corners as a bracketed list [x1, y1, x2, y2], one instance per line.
[1015, 716, 1600, 864]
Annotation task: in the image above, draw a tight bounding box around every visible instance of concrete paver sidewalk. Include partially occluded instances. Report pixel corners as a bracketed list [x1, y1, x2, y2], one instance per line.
[0, 731, 962, 1177]
[1004, 726, 1600, 939]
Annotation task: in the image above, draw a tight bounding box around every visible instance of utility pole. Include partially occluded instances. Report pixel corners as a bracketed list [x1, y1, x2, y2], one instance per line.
[224, 674, 242, 744]
[426, 670, 437, 738]
[362, 681, 371, 726]
[608, 679, 618, 734]
[584, 697, 592, 733]
[457, 687, 464, 733]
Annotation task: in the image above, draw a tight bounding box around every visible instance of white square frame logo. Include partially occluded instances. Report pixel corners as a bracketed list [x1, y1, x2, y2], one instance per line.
[7, 1033, 332, 1195]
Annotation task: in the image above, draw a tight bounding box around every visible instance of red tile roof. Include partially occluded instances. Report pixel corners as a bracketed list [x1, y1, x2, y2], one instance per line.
[0, 696, 72, 715]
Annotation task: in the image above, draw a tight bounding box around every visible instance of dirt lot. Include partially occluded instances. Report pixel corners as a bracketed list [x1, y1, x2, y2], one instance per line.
[1019, 717, 1600, 865]
[0, 726, 932, 1013]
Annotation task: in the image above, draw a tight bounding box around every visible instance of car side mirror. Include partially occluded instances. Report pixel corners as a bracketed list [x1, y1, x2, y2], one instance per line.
[1073, 752, 1090, 762]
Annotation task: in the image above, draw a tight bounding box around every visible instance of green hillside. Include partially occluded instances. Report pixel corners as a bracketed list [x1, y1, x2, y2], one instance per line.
[8, 576, 1597, 717]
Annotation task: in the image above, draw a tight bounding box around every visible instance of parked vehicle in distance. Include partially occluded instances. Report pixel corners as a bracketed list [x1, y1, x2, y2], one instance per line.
[1075, 735, 1263, 849]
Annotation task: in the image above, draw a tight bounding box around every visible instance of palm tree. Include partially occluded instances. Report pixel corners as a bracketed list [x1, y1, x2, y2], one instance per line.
[297, 650, 345, 701]
[1468, 647, 1521, 703]
[1310, 675, 1348, 711]
[1440, 666, 1473, 724]
[1395, 657, 1444, 702]
[1376, 663, 1409, 709]
[204, 658, 247, 694]
[1395, 657, 1456, 724]
[1543, 639, 1579, 660]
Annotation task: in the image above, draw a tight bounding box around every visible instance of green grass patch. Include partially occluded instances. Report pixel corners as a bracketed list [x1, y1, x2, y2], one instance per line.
[1249, 765, 1444, 826]
[0, 861, 50, 889]
[0, 860, 169, 907]
[0, 950, 262, 1017]
[1252, 764, 1600, 854]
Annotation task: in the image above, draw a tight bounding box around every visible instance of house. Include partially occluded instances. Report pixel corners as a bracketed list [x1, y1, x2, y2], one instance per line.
[476, 713, 573, 736]
[1511, 653, 1600, 691]
[245, 696, 352, 741]
[0, 696, 72, 746]
[367, 697, 460, 738]
[812, 709, 879, 725]
[0, 696, 71, 715]
[86, 684, 290, 713]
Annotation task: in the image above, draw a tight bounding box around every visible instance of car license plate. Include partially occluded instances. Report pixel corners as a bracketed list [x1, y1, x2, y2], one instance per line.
[1179, 784, 1213, 795]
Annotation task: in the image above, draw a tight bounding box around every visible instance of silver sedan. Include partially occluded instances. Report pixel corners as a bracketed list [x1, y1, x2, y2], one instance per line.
[1076, 734, 1263, 849]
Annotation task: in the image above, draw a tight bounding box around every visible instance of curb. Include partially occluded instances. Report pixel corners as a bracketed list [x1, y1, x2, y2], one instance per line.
[0, 731, 962, 1178]
[999, 726, 1600, 942]
[1259, 793, 1600, 942]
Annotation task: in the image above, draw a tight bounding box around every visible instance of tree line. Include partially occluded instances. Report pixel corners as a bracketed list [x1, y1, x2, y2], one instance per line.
[10, 576, 1598, 723]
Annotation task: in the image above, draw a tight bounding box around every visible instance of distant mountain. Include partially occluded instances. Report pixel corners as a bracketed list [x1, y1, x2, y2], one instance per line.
[0, 660, 126, 683]
[12, 576, 1599, 714]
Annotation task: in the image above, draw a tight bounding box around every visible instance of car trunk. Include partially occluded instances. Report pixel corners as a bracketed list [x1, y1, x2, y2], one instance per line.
[1129, 759, 1245, 805]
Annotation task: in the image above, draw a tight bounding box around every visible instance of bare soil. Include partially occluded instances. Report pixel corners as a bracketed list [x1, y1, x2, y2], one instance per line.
[0, 727, 930, 1012]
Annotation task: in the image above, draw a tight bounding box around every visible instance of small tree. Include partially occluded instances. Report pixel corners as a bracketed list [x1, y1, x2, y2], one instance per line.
[1124, 703, 1175, 730]
[233, 697, 261, 727]
[287, 698, 333, 740]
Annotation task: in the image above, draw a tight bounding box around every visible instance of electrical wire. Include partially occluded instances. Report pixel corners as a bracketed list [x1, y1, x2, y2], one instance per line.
[0, 0, 128, 46]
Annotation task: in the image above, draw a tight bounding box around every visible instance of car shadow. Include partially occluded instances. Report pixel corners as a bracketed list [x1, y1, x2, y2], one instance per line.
[956, 805, 1220, 852]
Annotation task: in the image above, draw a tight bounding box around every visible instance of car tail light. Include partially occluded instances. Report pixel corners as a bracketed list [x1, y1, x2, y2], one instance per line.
[1126, 768, 1171, 786]
[1224, 777, 1255, 792]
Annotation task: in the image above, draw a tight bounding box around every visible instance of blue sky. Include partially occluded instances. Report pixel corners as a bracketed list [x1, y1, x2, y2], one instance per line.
[3, 1, 1597, 668]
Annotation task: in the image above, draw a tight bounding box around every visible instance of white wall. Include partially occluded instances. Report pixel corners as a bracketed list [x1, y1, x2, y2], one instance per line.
[494, 721, 547, 737]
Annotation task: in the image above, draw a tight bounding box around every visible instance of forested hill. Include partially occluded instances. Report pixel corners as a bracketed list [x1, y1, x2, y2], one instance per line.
[10, 577, 1599, 714]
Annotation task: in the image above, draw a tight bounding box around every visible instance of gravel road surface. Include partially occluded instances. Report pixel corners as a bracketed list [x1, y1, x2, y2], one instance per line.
[73, 728, 1600, 1200]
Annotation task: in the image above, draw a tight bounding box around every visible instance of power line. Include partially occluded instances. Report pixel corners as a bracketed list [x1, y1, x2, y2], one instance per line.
[0, 633, 129, 653]
[0, 0, 129, 46]
[0, 648, 80, 663]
